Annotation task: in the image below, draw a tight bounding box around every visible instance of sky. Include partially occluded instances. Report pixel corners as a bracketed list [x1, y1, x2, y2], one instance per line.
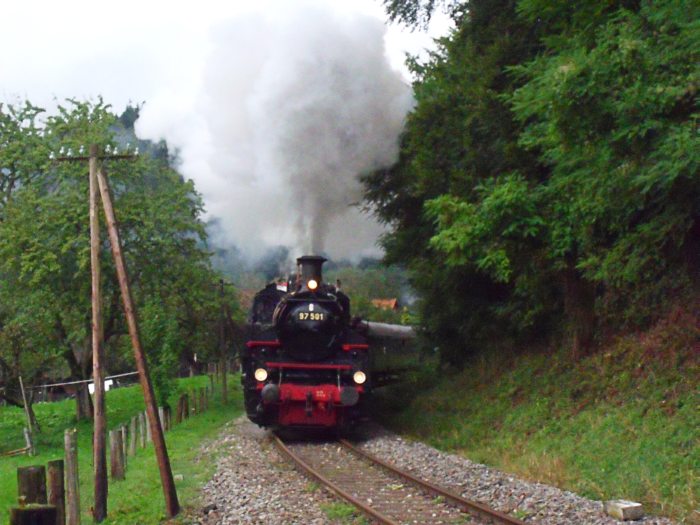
[1, 0, 451, 261]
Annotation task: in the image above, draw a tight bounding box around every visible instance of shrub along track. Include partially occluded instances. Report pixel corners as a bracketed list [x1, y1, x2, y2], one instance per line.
[272, 433, 527, 525]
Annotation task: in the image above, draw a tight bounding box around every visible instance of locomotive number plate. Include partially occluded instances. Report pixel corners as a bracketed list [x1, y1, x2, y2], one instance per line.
[298, 312, 325, 321]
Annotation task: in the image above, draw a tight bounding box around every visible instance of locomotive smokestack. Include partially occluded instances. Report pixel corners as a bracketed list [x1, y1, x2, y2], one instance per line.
[297, 255, 327, 287]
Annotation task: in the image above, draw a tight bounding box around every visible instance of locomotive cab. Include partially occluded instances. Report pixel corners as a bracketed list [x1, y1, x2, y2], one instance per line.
[241, 255, 369, 430]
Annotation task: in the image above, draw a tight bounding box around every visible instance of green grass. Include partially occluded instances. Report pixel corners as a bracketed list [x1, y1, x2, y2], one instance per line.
[0, 375, 242, 524]
[320, 501, 368, 524]
[374, 317, 699, 521]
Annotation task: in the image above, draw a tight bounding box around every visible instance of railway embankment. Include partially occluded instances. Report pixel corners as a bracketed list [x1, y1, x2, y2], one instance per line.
[190, 416, 679, 524]
[374, 307, 699, 522]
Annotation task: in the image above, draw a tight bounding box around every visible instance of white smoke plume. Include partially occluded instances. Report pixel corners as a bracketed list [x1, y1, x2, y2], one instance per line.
[137, 1, 413, 261]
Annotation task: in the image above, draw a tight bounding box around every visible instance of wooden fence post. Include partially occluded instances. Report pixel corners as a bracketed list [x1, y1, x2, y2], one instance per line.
[64, 430, 80, 525]
[190, 390, 198, 415]
[145, 412, 152, 444]
[17, 465, 46, 504]
[48, 460, 65, 525]
[138, 412, 147, 448]
[10, 505, 57, 525]
[183, 395, 189, 420]
[175, 396, 183, 424]
[120, 425, 128, 469]
[129, 417, 137, 456]
[158, 407, 165, 433]
[109, 430, 125, 481]
[220, 357, 228, 405]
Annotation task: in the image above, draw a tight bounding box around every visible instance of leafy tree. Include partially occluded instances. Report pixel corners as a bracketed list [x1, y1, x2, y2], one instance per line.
[510, 0, 700, 324]
[365, 0, 547, 365]
[369, 0, 699, 365]
[0, 101, 49, 211]
[140, 299, 181, 407]
[382, 0, 464, 27]
[0, 99, 238, 421]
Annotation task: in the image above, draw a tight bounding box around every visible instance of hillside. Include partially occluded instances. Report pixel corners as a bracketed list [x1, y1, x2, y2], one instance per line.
[374, 307, 699, 521]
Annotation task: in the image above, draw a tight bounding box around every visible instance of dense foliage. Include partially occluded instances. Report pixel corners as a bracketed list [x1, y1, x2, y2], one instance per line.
[368, 0, 699, 364]
[0, 99, 239, 416]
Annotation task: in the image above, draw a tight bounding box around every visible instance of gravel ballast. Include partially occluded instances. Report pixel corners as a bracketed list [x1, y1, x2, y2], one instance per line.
[355, 423, 677, 525]
[192, 418, 337, 525]
[191, 417, 678, 524]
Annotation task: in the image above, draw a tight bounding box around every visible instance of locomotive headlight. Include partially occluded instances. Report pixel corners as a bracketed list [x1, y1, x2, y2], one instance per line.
[353, 370, 366, 385]
[254, 368, 268, 382]
[307, 279, 318, 290]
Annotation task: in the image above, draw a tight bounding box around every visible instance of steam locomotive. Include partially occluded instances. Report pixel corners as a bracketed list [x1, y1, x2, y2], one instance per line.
[241, 255, 370, 430]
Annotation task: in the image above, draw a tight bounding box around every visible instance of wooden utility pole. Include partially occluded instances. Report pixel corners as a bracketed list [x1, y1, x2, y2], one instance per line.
[55, 144, 179, 519]
[89, 144, 108, 522]
[57, 144, 122, 521]
[95, 167, 179, 517]
[216, 279, 234, 404]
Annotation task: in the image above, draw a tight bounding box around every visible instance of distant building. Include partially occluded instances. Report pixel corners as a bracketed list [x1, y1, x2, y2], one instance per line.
[371, 298, 400, 311]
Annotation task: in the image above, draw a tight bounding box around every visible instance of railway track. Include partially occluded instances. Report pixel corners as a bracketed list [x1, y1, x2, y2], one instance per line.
[272, 434, 527, 525]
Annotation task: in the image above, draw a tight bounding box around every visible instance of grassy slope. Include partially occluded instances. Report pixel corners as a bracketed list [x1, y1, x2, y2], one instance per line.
[376, 309, 699, 521]
[0, 375, 242, 524]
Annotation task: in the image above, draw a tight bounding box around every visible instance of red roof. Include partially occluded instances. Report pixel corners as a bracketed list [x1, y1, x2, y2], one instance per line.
[371, 298, 399, 310]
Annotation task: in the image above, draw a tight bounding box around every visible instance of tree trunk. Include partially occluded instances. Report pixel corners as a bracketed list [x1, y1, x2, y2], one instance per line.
[56, 321, 94, 422]
[0, 380, 41, 433]
[75, 384, 93, 421]
[683, 218, 700, 282]
[24, 393, 41, 434]
[563, 262, 596, 359]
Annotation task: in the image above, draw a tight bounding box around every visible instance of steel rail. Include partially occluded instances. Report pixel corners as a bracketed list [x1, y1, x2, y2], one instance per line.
[271, 434, 400, 525]
[339, 439, 528, 525]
